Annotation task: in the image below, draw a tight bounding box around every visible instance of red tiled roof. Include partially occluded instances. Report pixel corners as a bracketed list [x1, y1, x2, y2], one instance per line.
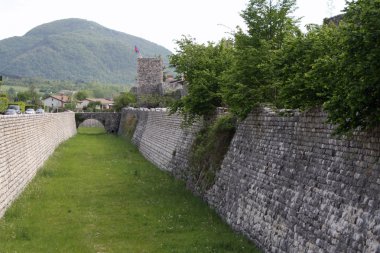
[86, 98, 114, 105]
[49, 95, 70, 103]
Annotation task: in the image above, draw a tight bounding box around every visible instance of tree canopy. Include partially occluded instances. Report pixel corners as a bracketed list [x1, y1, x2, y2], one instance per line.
[169, 37, 233, 124]
[169, 0, 380, 134]
[113, 92, 136, 112]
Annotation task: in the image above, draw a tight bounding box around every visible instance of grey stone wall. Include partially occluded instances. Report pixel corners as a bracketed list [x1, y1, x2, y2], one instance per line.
[207, 108, 380, 253]
[75, 112, 121, 134]
[119, 108, 200, 174]
[0, 113, 76, 218]
[119, 107, 380, 253]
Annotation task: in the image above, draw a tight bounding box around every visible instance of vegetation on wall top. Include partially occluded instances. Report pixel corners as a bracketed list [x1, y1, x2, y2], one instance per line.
[169, 0, 380, 134]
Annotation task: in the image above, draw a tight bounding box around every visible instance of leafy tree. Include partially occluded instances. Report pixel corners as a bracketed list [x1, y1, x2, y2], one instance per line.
[241, 0, 299, 49]
[16, 85, 40, 105]
[0, 97, 8, 113]
[169, 36, 233, 124]
[324, 0, 380, 133]
[113, 92, 136, 111]
[64, 102, 77, 111]
[222, 0, 299, 118]
[276, 24, 341, 109]
[167, 0, 380, 134]
[7, 87, 16, 101]
[75, 90, 88, 101]
[85, 101, 102, 112]
[93, 89, 106, 98]
[0, 76, 3, 94]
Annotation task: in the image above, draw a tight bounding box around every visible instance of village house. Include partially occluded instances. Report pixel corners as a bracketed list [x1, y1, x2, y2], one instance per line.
[76, 98, 114, 111]
[42, 94, 71, 110]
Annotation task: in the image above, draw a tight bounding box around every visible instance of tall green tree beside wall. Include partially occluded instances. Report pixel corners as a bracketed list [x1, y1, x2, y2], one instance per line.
[222, 0, 299, 118]
[16, 85, 40, 105]
[7, 87, 17, 101]
[113, 92, 136, 112]
[75, 91, 88, 101]
[169, 37, 233, 124]
[0, 96, 8, 113]
[276, 24, 341, 109]
[169, 0, 380, 133]
[324, 0, 380, 133]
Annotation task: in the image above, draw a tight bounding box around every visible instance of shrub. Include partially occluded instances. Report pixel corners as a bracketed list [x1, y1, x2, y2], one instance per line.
[276, 24, 340, 110]
[114, 92, 136, 111]
[120, 114, 137, 139]
[188, 114, 236, 194]
[324, 0, 380, 133]
[0, 97, 8, 113]
[138, 94, 176, 108]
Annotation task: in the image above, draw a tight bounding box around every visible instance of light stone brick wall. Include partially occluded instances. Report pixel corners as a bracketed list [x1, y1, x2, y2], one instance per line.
[0, 112, 76, 218]
[119, 108, 200, 173]
[207, 108, 380, 253]
[120, 107, 380, 253]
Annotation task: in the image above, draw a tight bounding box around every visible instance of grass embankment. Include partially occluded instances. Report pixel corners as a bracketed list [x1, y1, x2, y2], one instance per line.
[0, 127, 260, 253]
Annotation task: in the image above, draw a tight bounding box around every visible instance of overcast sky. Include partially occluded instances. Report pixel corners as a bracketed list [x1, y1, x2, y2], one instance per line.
[0, 0, 347, 52]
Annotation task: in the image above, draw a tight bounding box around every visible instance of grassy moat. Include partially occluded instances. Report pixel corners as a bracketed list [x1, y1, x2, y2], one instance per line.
[0, 127, 259, 252]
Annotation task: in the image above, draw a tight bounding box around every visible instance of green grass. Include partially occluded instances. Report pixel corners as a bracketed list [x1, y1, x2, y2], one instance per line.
[0, 127, 260, 253]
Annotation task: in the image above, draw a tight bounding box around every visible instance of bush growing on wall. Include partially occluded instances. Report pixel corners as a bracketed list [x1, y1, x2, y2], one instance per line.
[188, 114, 236, 194]
[169, 37, 233, 125]
[170, 0, 380, 134]
[113, 92, 136, 111]
[276, 24, 341, 110]
[323, 0, 380, 133]
[222, 0, 299, 119]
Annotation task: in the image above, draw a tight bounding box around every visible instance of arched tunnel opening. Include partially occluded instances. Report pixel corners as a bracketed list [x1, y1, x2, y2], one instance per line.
[78, 119, 106, 129]
[75, 112, 121, 134]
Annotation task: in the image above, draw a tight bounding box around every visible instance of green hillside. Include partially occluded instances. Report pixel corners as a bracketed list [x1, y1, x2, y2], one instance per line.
[0, 18, 172, 84]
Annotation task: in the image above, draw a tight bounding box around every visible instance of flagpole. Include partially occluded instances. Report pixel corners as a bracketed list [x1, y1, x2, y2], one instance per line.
[134, 45, 142, 58]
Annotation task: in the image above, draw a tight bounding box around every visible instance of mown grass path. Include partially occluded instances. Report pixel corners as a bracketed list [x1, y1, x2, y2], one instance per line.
[0, 128, 260, 253]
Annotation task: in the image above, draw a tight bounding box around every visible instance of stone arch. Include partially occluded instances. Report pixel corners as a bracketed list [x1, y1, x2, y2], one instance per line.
[75, 112, 121, 134]
[79, 118, 105, 128]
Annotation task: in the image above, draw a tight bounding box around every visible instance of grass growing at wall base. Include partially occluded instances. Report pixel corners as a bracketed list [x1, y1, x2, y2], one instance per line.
[189, 114, 237, 195]
[120, 114, 138, 139]
[0, 127, 259, 252]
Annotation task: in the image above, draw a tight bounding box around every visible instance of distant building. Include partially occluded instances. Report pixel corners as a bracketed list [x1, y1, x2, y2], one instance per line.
[136, 57, 164, 96]
[163, 74, 187, 97]
[43, 94, 70, 109]
[76, 98, 114, 110]
[128, 57, 186, 106]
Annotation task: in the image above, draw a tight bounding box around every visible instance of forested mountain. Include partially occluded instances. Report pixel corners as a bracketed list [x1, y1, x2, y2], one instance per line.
[0, 18, 172, 84]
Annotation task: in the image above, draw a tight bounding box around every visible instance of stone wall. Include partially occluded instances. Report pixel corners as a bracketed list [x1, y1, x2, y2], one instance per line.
[75, 112, 121, 134]
[120, 107, 380, 253]
[137, 58, 163, 96]
[79, 118, 104, 128]
[119, 108, 200, 175]
[208, 108, 380, 253]
[0, 113, 76, 218]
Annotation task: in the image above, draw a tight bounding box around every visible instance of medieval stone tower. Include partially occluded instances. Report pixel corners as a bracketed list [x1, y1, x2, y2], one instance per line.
[137, 57, 163, 96]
